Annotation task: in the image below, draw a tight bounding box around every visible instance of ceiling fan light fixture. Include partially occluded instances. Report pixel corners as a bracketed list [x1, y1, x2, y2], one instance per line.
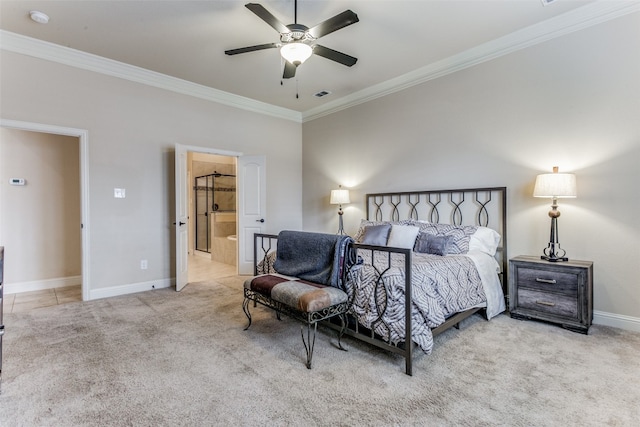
[280, 42, 312, 66]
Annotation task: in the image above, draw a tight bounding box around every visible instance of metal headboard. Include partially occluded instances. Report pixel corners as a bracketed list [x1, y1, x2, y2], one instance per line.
[365, 187, 508, 299]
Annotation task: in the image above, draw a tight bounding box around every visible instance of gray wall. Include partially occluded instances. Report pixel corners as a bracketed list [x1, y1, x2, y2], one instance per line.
[302, 14, 640, 322]
[1, 51, 302, 293]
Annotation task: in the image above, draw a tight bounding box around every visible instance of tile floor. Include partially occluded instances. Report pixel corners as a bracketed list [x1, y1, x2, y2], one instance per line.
[188, 251, 237, 283]
[3, 285, 82, 314]
[2, 253, 237, 314]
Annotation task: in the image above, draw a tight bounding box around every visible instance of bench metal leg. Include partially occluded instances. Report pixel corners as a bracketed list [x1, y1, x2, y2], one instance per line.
[301, 322, 318, 369]
[337, 313, 348, 352]
[242, 298, 252, 330]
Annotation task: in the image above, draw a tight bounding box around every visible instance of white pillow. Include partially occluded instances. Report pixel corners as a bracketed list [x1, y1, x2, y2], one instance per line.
[469, 227, 501, 256]
[387, 225, 420, 249]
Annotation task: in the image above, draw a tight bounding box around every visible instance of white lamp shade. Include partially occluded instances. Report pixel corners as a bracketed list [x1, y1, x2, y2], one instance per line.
[330, 188, 350, 205]
[533, 170, 577, 198]
[280, 42, 312, 65]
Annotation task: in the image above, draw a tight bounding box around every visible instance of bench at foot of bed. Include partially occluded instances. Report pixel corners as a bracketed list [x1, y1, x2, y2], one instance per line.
[243, 274, 349, 369]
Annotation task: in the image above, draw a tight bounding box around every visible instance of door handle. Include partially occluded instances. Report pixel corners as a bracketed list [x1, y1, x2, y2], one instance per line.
[173, 221, 186, 226]
[256, 219, 265, 223]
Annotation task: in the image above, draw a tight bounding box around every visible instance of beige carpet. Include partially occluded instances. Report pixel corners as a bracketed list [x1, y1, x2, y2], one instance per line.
[1, 276, 638, 426]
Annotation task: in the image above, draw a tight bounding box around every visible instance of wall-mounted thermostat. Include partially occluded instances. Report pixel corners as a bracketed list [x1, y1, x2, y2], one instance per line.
[9, 178, 26, 186]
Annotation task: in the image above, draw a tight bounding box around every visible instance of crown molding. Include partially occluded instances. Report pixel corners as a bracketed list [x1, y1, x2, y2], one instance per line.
[301, 1, 640, 122]
[0, 30, 302, 123]
[2, 1, 638, 124]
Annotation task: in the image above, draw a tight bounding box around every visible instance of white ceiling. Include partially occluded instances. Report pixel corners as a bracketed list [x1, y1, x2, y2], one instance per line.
[2, 0, 633, 118]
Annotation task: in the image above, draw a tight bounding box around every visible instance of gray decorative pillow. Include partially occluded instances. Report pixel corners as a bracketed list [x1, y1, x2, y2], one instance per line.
[414, 233, 453, 256]
[360, 224, 392, 246]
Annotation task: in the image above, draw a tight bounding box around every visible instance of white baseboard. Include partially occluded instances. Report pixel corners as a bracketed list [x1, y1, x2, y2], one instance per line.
[4, 276, 82, 294]
[88, 278, 173, 300]
[593, 310, 640, 333]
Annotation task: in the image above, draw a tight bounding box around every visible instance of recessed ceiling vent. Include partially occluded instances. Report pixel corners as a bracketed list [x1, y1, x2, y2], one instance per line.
[541, 0, 558, 6]
[314, 90, 332, 98]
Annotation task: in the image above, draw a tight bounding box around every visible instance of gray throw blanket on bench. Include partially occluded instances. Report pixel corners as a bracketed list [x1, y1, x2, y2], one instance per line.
[273, 230, 355, 288]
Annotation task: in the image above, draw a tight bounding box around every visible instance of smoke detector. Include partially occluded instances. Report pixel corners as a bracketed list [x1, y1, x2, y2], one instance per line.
[29, 10, 50, 24]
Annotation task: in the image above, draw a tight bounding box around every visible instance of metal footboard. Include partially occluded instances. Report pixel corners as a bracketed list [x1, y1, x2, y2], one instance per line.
[340, 243, 415, 375]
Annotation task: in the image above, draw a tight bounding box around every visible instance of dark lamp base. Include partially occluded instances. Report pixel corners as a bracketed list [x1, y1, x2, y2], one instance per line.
[541, 255, 569, 262]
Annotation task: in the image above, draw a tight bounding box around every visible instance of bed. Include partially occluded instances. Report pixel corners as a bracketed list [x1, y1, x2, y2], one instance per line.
[333, 186, 507, 374]
[254, 187, 507, 375]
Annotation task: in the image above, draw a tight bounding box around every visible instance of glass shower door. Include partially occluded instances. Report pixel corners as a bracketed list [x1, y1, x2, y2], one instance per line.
[195, 175, 212, 253]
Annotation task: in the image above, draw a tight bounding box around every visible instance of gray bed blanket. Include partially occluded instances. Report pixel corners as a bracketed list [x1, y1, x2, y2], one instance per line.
[273, 230, 355, 288]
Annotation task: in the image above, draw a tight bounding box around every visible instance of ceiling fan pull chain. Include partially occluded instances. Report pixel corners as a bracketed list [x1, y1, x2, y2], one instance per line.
[280, 56, 284, 85]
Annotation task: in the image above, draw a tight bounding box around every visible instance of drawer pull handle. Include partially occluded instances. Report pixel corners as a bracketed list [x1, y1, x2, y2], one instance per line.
[536, 300, 556, 307]
[535, 278, 557, 284]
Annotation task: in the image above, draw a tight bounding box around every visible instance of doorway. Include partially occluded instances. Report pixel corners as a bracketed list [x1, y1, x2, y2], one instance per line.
[189, 152, 237, 281]
[174, 144, 266, 291]
[0, 119, 89, 302]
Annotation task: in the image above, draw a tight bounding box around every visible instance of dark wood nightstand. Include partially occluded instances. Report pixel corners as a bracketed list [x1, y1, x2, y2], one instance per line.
[509, 255, 593, 334]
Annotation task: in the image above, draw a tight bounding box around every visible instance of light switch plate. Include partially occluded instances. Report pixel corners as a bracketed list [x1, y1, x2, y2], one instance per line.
[114, 188, 126, 198]
[9, 178, 26, 185]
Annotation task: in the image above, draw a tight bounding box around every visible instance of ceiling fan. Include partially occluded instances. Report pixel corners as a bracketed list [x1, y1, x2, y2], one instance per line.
[225, 1, 359, 80]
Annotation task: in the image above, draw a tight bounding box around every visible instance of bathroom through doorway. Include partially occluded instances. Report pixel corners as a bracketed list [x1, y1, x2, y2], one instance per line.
[188, 152, 237, 281]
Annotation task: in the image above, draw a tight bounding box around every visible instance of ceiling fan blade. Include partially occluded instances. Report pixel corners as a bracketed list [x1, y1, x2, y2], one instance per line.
[245, 3, 291, 34]
[225, 43, 279, 55]
[282, 61, 297, 79]
[313, 45, 357, 67]
[307, 10, 359, 39]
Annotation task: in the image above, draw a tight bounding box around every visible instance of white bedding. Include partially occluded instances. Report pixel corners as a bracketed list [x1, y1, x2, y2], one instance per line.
[465, 250, 506, 320]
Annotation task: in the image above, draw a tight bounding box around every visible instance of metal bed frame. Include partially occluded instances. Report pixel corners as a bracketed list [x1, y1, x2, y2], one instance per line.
[253, 187, 507, 375]
[343, 187, 507, 375]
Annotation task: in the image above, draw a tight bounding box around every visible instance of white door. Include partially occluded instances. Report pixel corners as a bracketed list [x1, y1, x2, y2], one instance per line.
[174, 144, 189, 291]
[237, 155, 266, 275]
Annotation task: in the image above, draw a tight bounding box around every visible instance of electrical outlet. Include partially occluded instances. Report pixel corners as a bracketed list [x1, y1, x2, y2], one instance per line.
[140, 259, 148, 270]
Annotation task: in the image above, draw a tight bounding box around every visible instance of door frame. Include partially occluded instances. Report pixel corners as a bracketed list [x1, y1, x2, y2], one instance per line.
[175, 143, 243, 290]
[0, 119, 90, 301]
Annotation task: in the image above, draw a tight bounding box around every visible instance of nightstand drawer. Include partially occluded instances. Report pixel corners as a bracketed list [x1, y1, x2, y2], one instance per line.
[518, 288, 578, 319]
[515, 267, 578, 295]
